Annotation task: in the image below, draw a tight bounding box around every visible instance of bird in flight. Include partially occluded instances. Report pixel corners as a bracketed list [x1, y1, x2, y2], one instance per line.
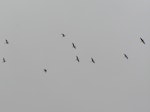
[5, 39, 9, 44]
[44, 69, 47, 73]
[3, 58, 6, 63]
[91, 58, 95, 63]
[76, 56, 80, 62]
[61, 33, 65, 37]
[72, 43, 76, 49]
[123, 54, 128, 59]
[140, 37, 145, 44]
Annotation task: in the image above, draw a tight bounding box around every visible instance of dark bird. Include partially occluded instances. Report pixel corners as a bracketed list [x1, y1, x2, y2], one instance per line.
[76, 56, 80, 62]
[44, 69, 47, 73]
[5, 39, 9, 44]
[3, 58, 6, 63]
[61, 33, 65, 37]
[91, 58, 95, 63]
[72, 43, 76, 49]
[140, 37, 145, 44]
[123, 54, 128, 59]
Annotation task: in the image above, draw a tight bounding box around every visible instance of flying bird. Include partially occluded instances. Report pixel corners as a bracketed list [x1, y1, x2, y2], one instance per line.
[140, 37, 145, 44]
[61, 33, 65, 37]
[72, 43, 76, 49]
[5, 39, 9, 44]
[76, 56, 80, 62]
[91, 58, 95, 63]
[3, 58, 6, 63]
[44, 69, 47, 73]
[123, 54, 128, 59]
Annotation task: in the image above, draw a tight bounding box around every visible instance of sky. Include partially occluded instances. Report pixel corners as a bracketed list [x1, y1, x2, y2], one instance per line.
[0, 0, 150, 112]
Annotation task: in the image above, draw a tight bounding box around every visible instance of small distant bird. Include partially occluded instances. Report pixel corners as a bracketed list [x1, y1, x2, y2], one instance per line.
[91, 58, 95, 63]
[140, 37, 145, 44]
[61, 33, 65, 37]
[5, 39, 9, 44]
[3, 58, 6, 63]
[76, 56, 80, 62]
[72, 43, 76, 49]
[123, 54, 128, 59]
[44, 69, 47, 73]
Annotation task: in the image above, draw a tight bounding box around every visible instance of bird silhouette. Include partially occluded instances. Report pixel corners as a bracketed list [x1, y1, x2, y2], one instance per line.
[123, 54, 128, 59]
[5, 39, 9, 44]
[76, 56, 80, 62]
[140, 37, 145, 44]
[3, 58, 6, 63]
[72, 43, 76, 49]
[44, 69, 47, 73]
[61, 33, 65, 37]
[91, 58, 95, 63]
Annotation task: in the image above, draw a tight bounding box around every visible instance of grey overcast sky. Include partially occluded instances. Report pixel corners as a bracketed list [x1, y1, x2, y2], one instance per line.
[0, 0, 150, 112]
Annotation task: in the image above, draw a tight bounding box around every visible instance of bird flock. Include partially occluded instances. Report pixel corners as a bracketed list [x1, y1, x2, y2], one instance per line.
[2, 39, 9, 63]
[123, 37, 145, 59]
[61, 34, 146, 64]
[61, 33, 96, 64]
[2, 35, 146, 73]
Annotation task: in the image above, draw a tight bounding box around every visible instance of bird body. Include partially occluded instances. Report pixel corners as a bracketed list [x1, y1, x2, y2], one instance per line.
[5, 39, 9, 44]
[123, 54, 128, 59]
[91, 58, 95, 63]
[72, 43, 76, 49]
[140, 38, 145, 44]
[3, 58, 6, 63]
[61, 33, 65, 37]
[44, 69, 47, 73]
[76, 56, 80, 62]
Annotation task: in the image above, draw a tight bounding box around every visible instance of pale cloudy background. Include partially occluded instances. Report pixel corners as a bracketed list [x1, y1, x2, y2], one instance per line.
[0, 0, 150, 112]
